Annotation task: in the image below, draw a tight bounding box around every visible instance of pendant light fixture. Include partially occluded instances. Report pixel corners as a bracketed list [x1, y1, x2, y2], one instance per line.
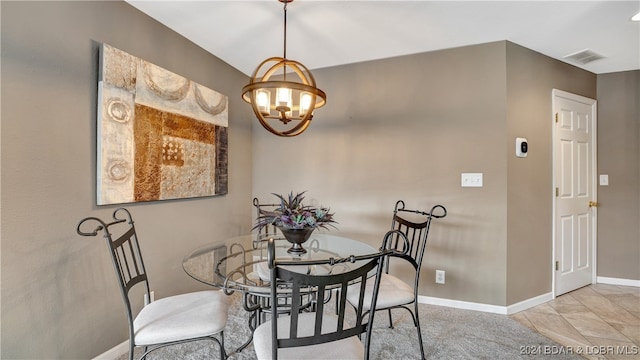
[242, 0, 326, 137]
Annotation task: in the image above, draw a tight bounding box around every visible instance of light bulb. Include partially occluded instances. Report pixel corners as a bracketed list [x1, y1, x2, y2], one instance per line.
[275, 87, 292, 118]
[276, 88, 292, 107]
[256, 89, 270, 115]
[299, 92, 312, 117]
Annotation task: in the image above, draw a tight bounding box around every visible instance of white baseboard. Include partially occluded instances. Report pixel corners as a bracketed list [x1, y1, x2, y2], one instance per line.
[418, 295, 508, 314]
[417, 277, 640, 316]
[418, 291, 552, 315]
[93, 340, 128, 360]
[597, 276, 640, 287]
[506, 292, 553, 314]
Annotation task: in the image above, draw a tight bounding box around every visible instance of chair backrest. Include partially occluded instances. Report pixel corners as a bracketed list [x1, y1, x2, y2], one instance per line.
[253, 197, 281, 239]
[76, 208, 150, 344]
[385, 200, 447, 274]
[266, 238, 388, 360]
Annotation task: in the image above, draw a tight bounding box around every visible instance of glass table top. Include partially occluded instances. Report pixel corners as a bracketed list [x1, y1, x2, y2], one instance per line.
[182, 233, 377, 294]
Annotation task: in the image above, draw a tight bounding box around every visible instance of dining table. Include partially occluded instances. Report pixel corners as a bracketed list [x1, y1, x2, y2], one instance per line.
[182, 232, 379, 354]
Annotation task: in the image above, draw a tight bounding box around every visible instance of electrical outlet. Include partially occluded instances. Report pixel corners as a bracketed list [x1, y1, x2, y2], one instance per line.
[435, 270, 445, 284]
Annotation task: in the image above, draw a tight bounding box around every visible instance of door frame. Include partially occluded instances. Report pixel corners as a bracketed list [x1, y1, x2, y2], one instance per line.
[551, 89, 598, 298]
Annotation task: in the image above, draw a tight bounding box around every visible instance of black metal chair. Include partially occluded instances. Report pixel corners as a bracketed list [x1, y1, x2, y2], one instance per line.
[249, 197, 286, 327]
[76, 208, 228, 360]
[253, 238, 391, 360]
[346, 200, 447, 360]
[253, 197, 281, 241]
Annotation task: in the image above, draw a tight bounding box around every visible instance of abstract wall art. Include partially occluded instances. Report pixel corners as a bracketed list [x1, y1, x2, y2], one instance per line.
[97, 43, 228, 205]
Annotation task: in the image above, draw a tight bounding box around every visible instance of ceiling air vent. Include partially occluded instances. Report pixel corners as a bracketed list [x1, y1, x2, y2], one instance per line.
[563, 49, 607, 65]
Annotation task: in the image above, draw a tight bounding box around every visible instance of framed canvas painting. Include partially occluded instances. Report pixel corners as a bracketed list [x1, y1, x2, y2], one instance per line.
[97, 43, 228, 205]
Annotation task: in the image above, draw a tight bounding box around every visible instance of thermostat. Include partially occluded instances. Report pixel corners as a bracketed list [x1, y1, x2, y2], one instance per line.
[516, 137, 528, 157]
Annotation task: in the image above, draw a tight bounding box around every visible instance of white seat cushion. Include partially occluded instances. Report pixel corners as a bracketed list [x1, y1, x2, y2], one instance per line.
[133, 290, 228, 346]
[346, 273, 414, 311]
[253, 312, 364, 360]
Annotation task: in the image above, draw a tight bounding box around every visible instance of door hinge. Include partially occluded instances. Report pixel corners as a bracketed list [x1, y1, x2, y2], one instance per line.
[556, 187, 559, 197]
[555, 113, 559, 123]
[555, 261, 559, 271]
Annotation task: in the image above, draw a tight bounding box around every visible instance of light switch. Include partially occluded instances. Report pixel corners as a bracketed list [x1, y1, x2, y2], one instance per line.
[599, 174, 609, 186]
[461, 173, 483, 187]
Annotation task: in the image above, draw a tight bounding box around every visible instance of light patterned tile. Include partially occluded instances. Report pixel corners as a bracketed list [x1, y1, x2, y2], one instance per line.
[572, 286, 601, 297]
[591, 284, 638, 297]
[526, 302, 560, 316]
[571, 289, 638, 326]
[561, 311, 631, 342]
[550, 300, 591, 315]
[553, 293, 583, 306]
[606, 294, 640, 321]
[610, 323, 640, 346]
[522, 285, 640, 360]
[523, 310, 593, 349]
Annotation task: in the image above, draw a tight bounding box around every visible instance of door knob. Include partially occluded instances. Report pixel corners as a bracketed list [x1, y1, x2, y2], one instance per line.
[588, 201, 599, 208]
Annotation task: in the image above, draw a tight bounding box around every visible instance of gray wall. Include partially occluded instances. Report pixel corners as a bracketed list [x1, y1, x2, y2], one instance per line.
[596, 71, 640, 280]
[254, 42, 511, 305]
[1, 1, 253, 359]
[505, 42, 597, 304]
[252, 40, 598, 308]
[2, 1, 637, 359]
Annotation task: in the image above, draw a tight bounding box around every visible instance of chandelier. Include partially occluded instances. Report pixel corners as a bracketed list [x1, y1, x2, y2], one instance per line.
[241, 0, 326, 137]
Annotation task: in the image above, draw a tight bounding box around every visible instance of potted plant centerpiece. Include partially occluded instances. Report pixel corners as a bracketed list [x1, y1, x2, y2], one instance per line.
[253, 191, 336, 254]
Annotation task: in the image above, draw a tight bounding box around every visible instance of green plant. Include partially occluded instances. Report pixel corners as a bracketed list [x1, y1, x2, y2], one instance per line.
[253, 191, 336, 231]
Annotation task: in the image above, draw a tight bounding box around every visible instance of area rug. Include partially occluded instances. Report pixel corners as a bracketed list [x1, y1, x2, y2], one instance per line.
[119, 292, 583, 360]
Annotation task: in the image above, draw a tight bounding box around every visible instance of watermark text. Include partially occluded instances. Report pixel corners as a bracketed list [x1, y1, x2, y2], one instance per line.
[520, 345, 639, 356]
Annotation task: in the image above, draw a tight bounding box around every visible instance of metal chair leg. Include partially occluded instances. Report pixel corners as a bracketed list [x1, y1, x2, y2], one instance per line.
[219, 332, 227, 360]
[387, 308, 394, 329]
[413, 302, 425, 360]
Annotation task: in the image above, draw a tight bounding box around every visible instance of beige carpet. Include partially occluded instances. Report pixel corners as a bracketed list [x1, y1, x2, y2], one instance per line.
[120, 292, 583, 360]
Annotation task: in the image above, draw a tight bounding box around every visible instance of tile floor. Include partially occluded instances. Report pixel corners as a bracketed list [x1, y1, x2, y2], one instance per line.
[511, 284, 639, 359]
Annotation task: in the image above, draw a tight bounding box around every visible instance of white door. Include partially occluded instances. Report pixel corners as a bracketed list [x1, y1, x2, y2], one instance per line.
[553, 89, 597, 296]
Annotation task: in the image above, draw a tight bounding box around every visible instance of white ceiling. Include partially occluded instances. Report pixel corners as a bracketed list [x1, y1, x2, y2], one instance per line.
[126, 0, 640, 76]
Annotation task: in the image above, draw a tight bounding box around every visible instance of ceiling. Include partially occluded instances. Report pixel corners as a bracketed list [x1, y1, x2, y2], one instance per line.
[126, 1, 640, 76]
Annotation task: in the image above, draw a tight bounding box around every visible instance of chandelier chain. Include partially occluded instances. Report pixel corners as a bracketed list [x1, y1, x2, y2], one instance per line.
[283, 1, 287, 60]
[282, 1, 288, 82]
